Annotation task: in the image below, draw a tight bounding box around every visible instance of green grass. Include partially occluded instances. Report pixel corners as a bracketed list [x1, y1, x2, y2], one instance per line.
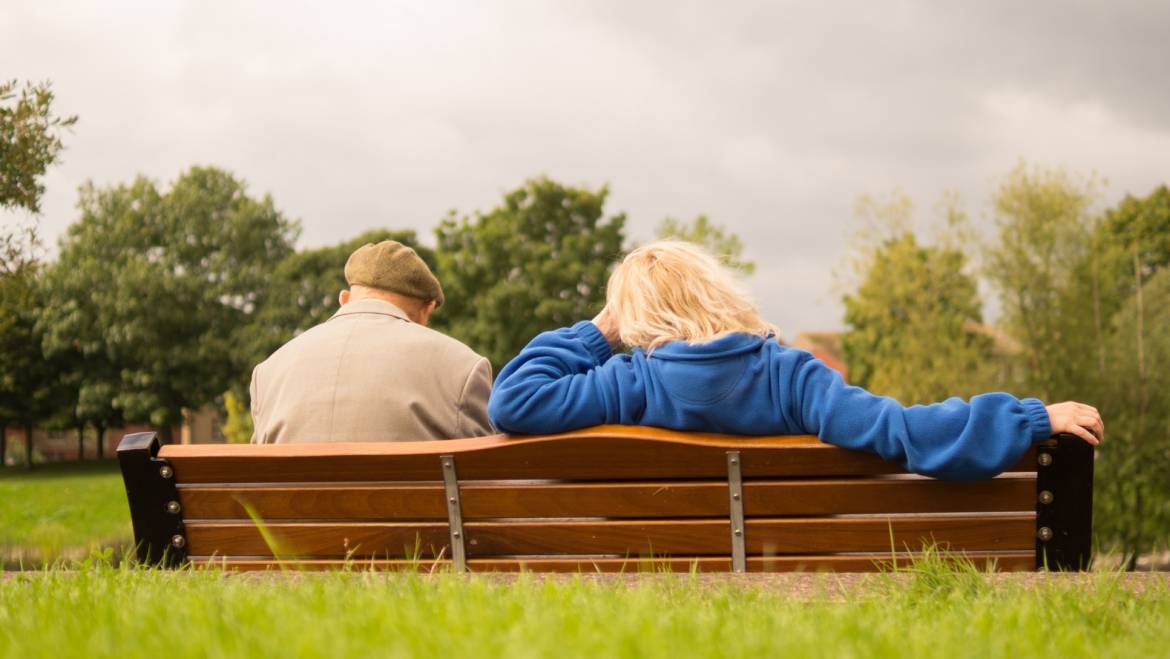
[1, 561, 1167, 658]
[0, 461, 131, 566]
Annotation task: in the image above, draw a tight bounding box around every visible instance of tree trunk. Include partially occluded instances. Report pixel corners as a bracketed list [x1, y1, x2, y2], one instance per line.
[95, 424, 106, 459]
[157, 423, 173, 445]
[77, 423, 86, 461]
[0, 423, 7, 468]
[24, 423, 34, 469]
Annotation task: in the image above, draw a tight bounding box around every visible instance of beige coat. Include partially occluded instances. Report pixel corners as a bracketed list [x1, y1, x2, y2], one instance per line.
[249, 299, 494, 443]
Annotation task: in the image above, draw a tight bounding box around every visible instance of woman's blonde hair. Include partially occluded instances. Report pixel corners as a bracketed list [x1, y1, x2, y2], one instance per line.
[607, 240, 773, 351]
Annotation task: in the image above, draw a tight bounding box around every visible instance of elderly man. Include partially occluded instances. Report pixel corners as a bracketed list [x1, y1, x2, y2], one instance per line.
[250, 240, 494, 443]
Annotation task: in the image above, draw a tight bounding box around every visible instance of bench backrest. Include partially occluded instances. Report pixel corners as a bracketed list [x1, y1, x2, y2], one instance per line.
[117, 426, 1093, 572]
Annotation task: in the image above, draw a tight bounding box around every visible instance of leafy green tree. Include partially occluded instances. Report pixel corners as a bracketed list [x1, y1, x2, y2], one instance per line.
[983, 169, 1170, 565]
[0, 262, 70, 467]
[1076, 186, 1170, 566]
[1094, 267, 1170, 567]
[983, 162, 1101, 402]
[0, 80, 77, 213]
[841, 193, 992, 404]
[1091, 185, 1170, 324]
[656, 215, 755, 275]
[433, 177, 626, 371]
[40, 167, 298, 441]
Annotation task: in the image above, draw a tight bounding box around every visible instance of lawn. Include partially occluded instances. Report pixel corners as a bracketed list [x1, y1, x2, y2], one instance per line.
[1, 563, 1167, 658]
[0, 461, 131, 566]
[2, 463, 1169, 657]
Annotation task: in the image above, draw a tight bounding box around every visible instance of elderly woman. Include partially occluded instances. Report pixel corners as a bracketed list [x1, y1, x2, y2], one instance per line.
[488, 241, 1103, 479]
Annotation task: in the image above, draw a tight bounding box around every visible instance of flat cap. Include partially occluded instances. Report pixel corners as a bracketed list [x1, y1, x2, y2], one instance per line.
[344, 240, 444, 307]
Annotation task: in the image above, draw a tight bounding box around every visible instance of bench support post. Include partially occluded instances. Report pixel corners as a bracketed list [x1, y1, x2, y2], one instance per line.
[117, 432, 187, 567]
[726, 451, 746, 573]
[1035, 433, 1094, 571]
[439, 455, 467, 573]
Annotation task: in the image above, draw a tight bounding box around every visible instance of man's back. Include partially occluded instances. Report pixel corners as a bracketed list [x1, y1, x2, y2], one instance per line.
[250, 298, 494, 443]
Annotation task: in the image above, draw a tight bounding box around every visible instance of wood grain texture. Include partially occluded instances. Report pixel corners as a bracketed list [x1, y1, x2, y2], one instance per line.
[189, 551, 1037, 573]
[184, 514, 1034, 558]
[178, 476, 1036, 521]
[159, 425, 1037, 483]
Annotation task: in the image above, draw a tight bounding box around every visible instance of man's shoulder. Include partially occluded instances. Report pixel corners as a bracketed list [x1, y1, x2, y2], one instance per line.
[403, 323, 487, 369]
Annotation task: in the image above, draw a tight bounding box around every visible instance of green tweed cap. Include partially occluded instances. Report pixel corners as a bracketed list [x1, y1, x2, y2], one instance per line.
[344, 240, 444, 307]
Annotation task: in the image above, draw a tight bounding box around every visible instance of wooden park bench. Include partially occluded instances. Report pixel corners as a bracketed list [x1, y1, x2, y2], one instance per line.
[117, 426, 1093, 572]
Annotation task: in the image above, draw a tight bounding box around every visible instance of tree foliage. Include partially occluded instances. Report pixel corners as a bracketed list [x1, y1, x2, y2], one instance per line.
[39, 167, 298, 439]
[433, 177, 626, 371]
[983, 169, 1170, 565]
[983, 162, 1101, 401]
[1094, 268, 1170, 565]
[842, 193, 992, 404]
[1081, 186, 1170, 566]
[0, 80, 77, 214]
[656, 215, 755, 275]
[0, 262, 70, 466]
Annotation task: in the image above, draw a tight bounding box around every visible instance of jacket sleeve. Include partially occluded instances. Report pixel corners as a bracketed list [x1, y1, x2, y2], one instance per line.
[457, 357, 496, 437]
[489, 321, 642, 434]
[784, 351, 1053, 479]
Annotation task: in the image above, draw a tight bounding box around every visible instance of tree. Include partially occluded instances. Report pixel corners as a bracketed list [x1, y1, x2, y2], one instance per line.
[656, 215, 755, 275]
[983, 162, 1101, 402]
[433, 177, 626, 371]
[1091, 185, 1170, 325]
[0, 261, 70, 467]
[1081, 186, 1170, 567]
[982, 169, 1170, 566]
[39, 167, 298, 441]
[1095, 267, 1170, 568]
[1, 79, 77, 213]
[841, 193, 992, 404]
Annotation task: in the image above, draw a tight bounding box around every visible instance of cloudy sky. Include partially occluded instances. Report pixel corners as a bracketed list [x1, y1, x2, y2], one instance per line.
[4, 0, 1169, 334]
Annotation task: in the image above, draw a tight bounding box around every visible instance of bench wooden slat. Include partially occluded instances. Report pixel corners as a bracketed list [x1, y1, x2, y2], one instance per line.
[178, 476, 1036, 521]
[189, 551, 1037, 572]
[160, 426, 1038, 483]
[184, 514, 1034, 558]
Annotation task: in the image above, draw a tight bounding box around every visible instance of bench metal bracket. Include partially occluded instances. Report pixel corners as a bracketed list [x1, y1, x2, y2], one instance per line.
[726, 450, 746, 573]
[1035, 433, 1094, 571]
[439, 454, 467, 572]
[117, 432, 187, 567]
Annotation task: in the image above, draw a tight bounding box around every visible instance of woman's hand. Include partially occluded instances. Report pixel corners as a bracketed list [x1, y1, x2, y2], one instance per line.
[591, 305, 622, 350]
[1045, 401, 1104, 446]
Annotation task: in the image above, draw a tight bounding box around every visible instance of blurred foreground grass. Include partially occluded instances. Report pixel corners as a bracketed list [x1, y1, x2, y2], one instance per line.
[0, 461, 130, 566]
[1, 561, 1168, 658]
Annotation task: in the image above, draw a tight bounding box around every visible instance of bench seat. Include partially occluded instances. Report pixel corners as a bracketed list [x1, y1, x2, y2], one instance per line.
[117, 426, 1093, 572]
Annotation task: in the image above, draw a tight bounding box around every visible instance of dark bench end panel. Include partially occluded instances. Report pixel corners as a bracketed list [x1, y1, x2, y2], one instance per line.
[118, 432, 187, 567]
[1036, 433, 1094, 571]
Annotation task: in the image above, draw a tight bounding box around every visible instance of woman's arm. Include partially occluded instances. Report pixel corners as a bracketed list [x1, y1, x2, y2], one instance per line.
[786, 351, 1066, 479]
[488, 319, 642, 434]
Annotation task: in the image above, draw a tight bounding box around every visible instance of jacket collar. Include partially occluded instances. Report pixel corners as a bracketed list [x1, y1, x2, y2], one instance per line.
[330, 298, 412, 323]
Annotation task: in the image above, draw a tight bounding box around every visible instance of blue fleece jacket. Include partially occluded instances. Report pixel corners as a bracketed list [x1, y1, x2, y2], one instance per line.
[488, 321, 1053, 480]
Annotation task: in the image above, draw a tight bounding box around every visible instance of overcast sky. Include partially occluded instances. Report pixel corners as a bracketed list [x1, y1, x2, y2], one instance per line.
[4, 0, 1169, 334]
